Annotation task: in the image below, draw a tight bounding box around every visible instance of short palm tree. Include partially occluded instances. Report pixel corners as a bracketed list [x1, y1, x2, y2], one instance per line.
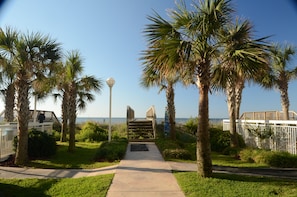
[213, 19, 270, 147]
[269, 43, 296, 120]
[62, 51, 103, 152]
[0, 27, 62, 165]
[0, 27, 19, 122]
[53, 62, 70, 142]
[141, 12, 186, 140]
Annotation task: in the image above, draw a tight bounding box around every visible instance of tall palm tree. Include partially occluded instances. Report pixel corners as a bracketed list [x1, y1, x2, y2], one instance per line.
[141, 12, 187, 140]
[0, 27, 62, 165]
[269, 43, 296, 120]
[63, 51, 103, 152]
[213, 19, 270, 147]
[168, 0, 233, 177]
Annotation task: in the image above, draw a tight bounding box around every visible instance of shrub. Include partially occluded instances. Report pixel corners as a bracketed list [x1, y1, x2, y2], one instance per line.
[267, 152, 297, 168]
[162, 149, 192, 160]
[239, 148, 256, 163]
[95, 139, 128, 162]
[14, 129, 57, 158]
[112, 124, 127, 140]
[28, 129, 57, 158]
[183, 117, 198, 135]
[239, 148, 297, 168]
[210, 128, 230, 152]
[76, 122, 108, 142]
[210, 128, 245, 153]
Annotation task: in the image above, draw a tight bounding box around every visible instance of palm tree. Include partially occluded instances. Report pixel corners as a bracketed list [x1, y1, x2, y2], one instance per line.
[269, 43, 296, 120]
[141, 13, 187, 140]
[0, 28, 18, 122]
[53, 62, 70, 142]
[212, 19, 270, 147]
[168, 0, 233, 177]
[0, 27, 62, 165]
[63, 51, 103, 152]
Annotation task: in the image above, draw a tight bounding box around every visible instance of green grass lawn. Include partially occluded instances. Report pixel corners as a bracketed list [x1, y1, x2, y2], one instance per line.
[0, 174, 114, 197]
[174, 172, 297, 197]
[211, 152, 269, 168]
[27, 142, 118, 169]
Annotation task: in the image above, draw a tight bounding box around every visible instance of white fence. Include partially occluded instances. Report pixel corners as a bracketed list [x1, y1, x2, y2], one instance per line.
[0, 122, 53, 161]
[223, 119, 297, 155]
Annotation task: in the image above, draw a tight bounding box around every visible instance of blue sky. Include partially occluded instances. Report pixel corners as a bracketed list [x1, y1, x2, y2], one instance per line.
[0, 0, 296, 119]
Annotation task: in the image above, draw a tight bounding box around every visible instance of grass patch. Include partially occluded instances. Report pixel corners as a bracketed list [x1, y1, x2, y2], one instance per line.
[174, 171, 297, 197]
[211, 152, 269, 168]
[27, 142, 119, 169]
[0, 174, 113, 197]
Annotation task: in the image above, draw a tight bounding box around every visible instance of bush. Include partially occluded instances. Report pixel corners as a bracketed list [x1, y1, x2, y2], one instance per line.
[28, 129, 57, 158]
[95, 139, 128, 162]
[14, 129, 57, 158]
[210, 128, 245, 153]
[267, 152, 297, 168]
[163, 149, 193, 160]
[76, 122, 108, 142]
[210, 128, 230, 152]
[183, 117, 198, 135]
[239, 148, 297, 168]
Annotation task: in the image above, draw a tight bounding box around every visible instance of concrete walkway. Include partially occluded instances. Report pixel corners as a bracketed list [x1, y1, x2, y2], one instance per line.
[107, 142, 185, 197]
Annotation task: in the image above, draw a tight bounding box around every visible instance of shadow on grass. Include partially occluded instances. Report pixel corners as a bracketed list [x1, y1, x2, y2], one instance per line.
[213, 172, 296, 183]
[0, 179, 59, 196]
[27, 143, 102, 169]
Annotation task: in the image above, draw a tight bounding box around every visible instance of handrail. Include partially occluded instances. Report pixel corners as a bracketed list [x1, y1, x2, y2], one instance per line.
[126, 106, 135, 122]
[240, 111, 297, 120]
[146, 105, 156, 139]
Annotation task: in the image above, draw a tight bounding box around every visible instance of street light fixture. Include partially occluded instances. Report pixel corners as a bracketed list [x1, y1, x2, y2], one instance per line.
[106, 77, 115, 142]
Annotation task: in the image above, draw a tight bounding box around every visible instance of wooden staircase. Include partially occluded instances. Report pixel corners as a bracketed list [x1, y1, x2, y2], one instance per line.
[127, 106, 156, 141]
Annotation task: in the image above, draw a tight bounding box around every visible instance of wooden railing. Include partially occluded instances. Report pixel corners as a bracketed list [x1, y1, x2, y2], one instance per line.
[146, 105, 156, 139]
[126, 105, 156, 140]
[240, 111, 297, 120]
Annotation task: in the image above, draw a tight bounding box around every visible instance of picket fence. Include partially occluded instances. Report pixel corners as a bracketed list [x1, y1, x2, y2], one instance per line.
[0, 122, 53, 161]
[223, 119, 297, 155]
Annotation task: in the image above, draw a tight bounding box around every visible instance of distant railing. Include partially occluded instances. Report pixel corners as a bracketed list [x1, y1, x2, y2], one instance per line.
[240, 111, 297, 120]
[0, 122, 53, 161]
[223, 119, 297, 155]
[126, 106, 135, 122]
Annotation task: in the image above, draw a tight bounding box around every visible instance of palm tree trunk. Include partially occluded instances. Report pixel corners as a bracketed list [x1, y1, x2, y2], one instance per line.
[235, 78, 244, 120]
[226, 81, 239, 148]
[280, 85, 289, 120]
[4, 83, 15, 122]
[196, 70, 212, 177]
[167, 83, 176, 140]
[60, 91, 68, 142]
[68, 83, 77, 152]
[14, 77, 30, 165]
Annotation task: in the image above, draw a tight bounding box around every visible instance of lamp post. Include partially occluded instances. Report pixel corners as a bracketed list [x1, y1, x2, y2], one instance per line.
[106, 77, 115, 142]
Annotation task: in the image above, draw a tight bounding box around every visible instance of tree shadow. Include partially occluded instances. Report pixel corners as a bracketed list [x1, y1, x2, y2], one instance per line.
[0, 179, 59, 197]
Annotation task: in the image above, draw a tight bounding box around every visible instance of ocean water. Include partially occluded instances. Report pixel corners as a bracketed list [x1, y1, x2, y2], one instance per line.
[75, 117, 223, 125]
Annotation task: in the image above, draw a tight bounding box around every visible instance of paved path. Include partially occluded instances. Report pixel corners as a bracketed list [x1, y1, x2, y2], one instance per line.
[106, 142, 185, 197]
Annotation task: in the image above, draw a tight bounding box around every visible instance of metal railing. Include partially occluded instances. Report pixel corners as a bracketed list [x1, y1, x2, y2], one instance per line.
[0, 122, 53, 161]
[223, 119, 297, 154]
